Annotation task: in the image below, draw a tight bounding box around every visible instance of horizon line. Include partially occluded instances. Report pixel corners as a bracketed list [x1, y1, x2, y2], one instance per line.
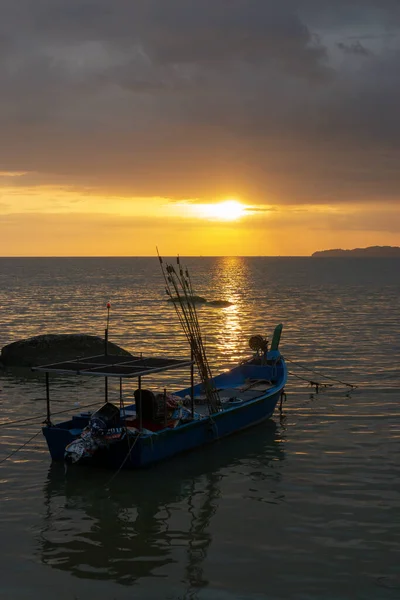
[0, 254, 312, 258]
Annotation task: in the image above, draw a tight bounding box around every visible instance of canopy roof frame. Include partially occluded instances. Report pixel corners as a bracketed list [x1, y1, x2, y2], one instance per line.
[32, 353, 194, 379]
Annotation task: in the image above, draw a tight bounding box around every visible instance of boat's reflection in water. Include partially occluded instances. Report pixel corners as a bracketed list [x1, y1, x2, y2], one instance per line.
[39, 421, 285, 589]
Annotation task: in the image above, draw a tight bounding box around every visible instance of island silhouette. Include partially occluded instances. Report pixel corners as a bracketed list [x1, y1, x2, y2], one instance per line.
[312, 246, 400, 257]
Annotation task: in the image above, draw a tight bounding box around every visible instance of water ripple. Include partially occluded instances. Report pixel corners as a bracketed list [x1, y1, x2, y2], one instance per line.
[0, 257, 399, 599]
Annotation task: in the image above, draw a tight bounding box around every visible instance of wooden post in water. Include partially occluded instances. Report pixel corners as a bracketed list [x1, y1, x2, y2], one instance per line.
[45, 372, 51, 425]
[104, 326, 108, 403]
[104, 302, 111, 403]
[104, 327, 108, 402]
[164, 388, 167, 427]
[105, 375, 109, 403]
[138, 376, 142, 431]
[105, 302, 111, 354]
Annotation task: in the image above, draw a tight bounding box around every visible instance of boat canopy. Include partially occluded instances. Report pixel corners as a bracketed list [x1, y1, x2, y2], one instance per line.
[32, 353, 193, 378]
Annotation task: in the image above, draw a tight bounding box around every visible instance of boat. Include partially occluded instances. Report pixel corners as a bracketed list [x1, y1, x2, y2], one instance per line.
[33, 258, 287, 469]
[33, 325, 287, 469]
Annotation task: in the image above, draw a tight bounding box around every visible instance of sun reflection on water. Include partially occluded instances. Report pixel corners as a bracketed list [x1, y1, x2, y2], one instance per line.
[211, 257, 249, 365]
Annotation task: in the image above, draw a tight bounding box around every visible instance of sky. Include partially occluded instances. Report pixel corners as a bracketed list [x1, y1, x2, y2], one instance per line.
[1, 0, 400, 256]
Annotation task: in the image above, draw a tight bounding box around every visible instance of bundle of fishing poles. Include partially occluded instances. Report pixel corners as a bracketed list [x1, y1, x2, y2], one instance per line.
[158, 252, 221, 414]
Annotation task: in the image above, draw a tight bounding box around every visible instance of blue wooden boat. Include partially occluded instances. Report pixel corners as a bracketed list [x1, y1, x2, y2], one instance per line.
[34, 325, 287, 469]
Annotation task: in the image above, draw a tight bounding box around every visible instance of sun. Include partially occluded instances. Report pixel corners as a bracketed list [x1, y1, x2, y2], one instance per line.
[197, 199, 246, 221]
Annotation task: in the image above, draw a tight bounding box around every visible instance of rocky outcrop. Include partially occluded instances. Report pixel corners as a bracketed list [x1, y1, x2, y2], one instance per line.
[206, 300, 234, 307]
[312, 246, 400, 257]
[0, 334, 132, 368]
[167, 295, 207, 304]
[167, 296, 233, 307]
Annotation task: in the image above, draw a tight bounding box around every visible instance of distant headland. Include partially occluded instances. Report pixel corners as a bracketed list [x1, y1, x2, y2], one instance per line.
[312, 246, 400, 257]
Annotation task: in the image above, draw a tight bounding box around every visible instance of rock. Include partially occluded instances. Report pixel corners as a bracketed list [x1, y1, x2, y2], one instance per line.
[167, 295, 208, 304]
[166, 296, 232, 307]
[206, 300, 234, 308]
[0, 334, 132, 368]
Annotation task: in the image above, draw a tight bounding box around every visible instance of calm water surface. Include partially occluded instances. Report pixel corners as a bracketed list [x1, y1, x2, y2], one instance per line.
[0, 257, 399, 599]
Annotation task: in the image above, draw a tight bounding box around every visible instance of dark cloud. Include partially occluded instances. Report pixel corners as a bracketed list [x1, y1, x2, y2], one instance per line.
[337, 41, 372, 55]
[0, 0, 400, 204]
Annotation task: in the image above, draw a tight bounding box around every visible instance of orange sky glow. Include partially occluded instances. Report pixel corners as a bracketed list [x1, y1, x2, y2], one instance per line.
[1, 2, 399, 256]
[0, 179, 398, 256]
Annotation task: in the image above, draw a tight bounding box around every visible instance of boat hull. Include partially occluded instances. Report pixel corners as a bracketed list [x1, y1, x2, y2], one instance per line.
[42, 385, 284, 469]
[131, 388, 283, 469]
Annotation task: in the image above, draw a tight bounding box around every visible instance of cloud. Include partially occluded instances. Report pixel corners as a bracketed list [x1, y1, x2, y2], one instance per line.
[337, 41, 372, 55]
[0, 0, 400, 205]
[0, 171, 29, 177]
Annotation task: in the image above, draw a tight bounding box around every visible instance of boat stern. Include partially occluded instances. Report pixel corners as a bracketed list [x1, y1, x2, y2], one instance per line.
[42, 424, 82, 462]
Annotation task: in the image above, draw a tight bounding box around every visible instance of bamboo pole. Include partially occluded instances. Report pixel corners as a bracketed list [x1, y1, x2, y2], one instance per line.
[157, 251, 220, 413]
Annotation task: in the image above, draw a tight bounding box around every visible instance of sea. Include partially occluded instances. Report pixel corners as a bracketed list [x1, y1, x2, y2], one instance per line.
[0, 257, 399, 600]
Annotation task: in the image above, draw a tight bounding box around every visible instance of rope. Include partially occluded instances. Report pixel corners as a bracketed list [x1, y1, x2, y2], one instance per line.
[0, 401, 101, 428]
[289, 371, 333, 388]
[30, 429, 143, 532]
[283, 356, 358, 389]
[105, 431, 142, 487]
[0, 414, 50, 428]
[0, 430, 42, 465]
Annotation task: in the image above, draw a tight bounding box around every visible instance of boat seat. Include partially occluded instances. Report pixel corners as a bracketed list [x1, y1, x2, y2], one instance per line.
[218, 387, 270, 403]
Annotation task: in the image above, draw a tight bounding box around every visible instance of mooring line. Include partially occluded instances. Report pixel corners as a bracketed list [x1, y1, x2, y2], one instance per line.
[0, 430, 42, 465]
[283, 356, 358, 389]
[104, 431, 143, 488]
[0, 401, 101, 428]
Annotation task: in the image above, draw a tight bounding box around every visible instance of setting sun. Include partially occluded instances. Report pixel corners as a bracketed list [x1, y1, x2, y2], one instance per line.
[196, 199, 246, 221]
